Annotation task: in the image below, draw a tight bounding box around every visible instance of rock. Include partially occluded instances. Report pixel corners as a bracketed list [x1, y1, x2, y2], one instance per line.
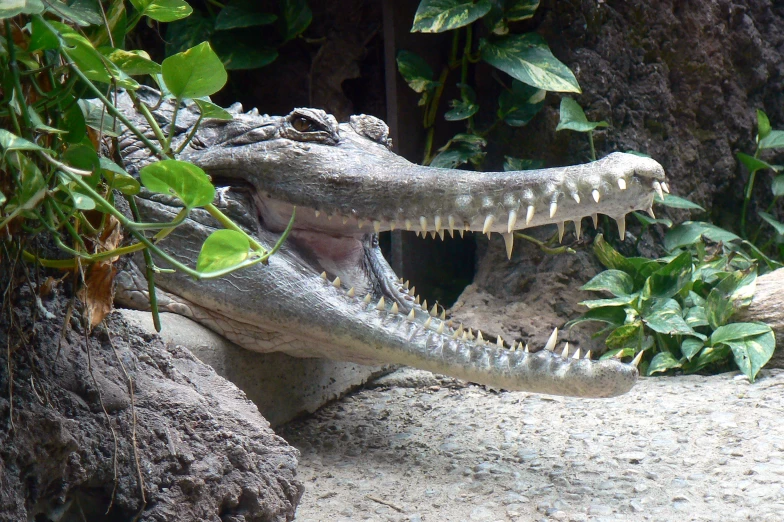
[1, 288, 302, 521]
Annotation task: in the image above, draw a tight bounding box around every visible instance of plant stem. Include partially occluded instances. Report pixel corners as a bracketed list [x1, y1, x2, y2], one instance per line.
[5, 19, 34, 136]
[588, 132, 596, 162]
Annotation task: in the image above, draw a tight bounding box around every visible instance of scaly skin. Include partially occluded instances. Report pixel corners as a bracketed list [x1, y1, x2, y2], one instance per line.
[115, 88, 668, 398]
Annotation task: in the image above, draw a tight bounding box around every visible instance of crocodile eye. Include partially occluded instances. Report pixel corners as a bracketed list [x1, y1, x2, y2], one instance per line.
[293, 116, 316, 132]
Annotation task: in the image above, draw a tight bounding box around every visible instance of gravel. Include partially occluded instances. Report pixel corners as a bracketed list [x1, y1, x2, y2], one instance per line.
[279, 368, 784, 521]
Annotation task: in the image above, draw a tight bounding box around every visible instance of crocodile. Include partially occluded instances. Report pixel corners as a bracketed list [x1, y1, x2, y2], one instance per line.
[114, 88, 668, 399]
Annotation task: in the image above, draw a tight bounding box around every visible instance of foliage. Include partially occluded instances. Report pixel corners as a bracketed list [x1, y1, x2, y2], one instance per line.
[398, 0, 578, 166]
[569, 232, 775, 382]
[164, 0, 312, 70]
[0, 1, 292, 329]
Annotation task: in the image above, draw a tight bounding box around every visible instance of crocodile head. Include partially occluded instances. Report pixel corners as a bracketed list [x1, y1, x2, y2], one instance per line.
[116, 89, 667, 398]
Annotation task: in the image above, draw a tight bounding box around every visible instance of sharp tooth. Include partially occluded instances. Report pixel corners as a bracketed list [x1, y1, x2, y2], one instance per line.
[461, 331, 467, 341]
[320, 272, 328, 280]
[510, 342, 516, 352]
[507, 210, 518, 233]
[631, 350, 644, 367]
[497, 336, 503, 347]
[459, 229, 464, 238]
[477, 331, 483, 343]
[407, 309, 415, 321]
[618, 178, 627, 190]
[437, 322, 445, 334]
[434, 215, 442, 232]
[467, 329, 475, 341]
[572, 348, 581, 359]
[391, 302, 399, 314]
[373, 220, 381, 233]
[524, 343, 529, 353]
[584, 350, 592, 360]
[376, 297, 386, 311]
[544, 327, 558, 351]
[357, 219, 365, 229]
[409, 286, 416, 296]
[440, 310, 446, 320]
[592, 189, 600, 203]
[422, 300, 428, 313]
[451, 330, 459, 339]
[404, 280, 410, 289]
[483, 215, 495, 235]
[661, 182, 670, 193]
[364, 294, 372, 304]
[314, 210, 321, 217]
[415, 295, 420, 305]
[549, 201, 558, 218]
[557, 221, 565, 243]
[428, 230, 437, 239]
[574, 219, 582, 239]
[332, 277, 341, 288]
[647, 207, 656, 219]
[613, 351, 624, 359]
[448, 215, 456, 236]
[572, 193, 581, 204]
[347, 287, 355, 297]
[405, 219, 412, 231]
[390, 220, 396, 231]
[503, 233, 514, 260]
[561, 342, 570, 358]
[343, 216, 349, 224]
[653, 181, 664, 200]
[616, 215, 626, 239]
[420, 216, 428, 234]
[526, 205, 535, 225]
[430, 304, 438, 316]
[437, 229, 445, 240]
[424, 317, 432, 329]
[456, 323, 464, 335]
[592, 213, 599, 228]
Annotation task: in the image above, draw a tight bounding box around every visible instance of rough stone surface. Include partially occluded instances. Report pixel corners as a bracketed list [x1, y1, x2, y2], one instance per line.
[119, 309, 388, 427]
[281, 368, 784, 521]
[0, 286, 302, 521]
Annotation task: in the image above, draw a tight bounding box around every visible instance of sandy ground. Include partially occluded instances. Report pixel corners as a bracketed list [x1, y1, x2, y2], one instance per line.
[280, 368, 784, 522]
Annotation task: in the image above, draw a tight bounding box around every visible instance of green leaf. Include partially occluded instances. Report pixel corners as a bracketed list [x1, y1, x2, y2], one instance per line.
[759, 129, 784, 150]
[281, 0, 312, 42]
[162, 42, 227, 98]
[647, 352, 681, 375]
[445, 98, 479, 121]
[412, 0, 492, 33]
[664, 221, 740, 251]
[758, 211, 784, 236]
[194, 99, 233, 120]
[689, 345, 731, 372]
[683, 306, 709, 329]
[659, 194, 705, 211]
[30, 15, 61, 51]
[704, 271, 744, 329]
[396, 50, 437, 93]
[506, 0, 539, 21]
[165, 9, 214, 56]
[581, 269, 634, 296]
[633, 211, 673, 228]
[480, 33, 580, 93]
[63, 142, 100, 173]
[681, 337, 704, 361]
[642, 298, 704, 339]
[579, 295, 636, 309]
[0, 129, 50, 156]
[130, 0, 193, 23]
[592, 233, 635, 273]
[196, 230, 250, 273]
[1, 0, 43, 19]
[757, 109, 771, 140]
[555, 97, 608, 133]
[711, 323, 775, 382]
[772, 175, 784, 197]
[45, 0, 103, 26]
[642, 251, 692, 299]
[100, 157, 140, 195]
[497, 80, 544, 127]
[605, 323, 642, 349]
[7, 152, 45, 206]
[503, 157, 544, 171]
[215, 0, 276, 30]
[69, 190, 96, 210]
[139, 159, 215, 209]
[599, 347, 636, 361]
[78, 99, 122, 137]
[737, 151, 778, 174]
[90, 0, 126, 47]
[565, 305, 627, 328]
[211, 32, 278, 70]
[0, 190, 6, 208]
[429, 144, 485, 169]
[100, 48, 161, 76]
